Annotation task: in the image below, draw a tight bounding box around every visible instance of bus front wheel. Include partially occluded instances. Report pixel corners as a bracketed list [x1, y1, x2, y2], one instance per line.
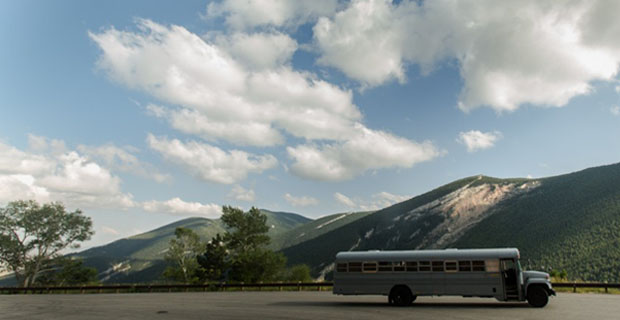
[527, 286, 549, 308]
[388, 286, 414, 306]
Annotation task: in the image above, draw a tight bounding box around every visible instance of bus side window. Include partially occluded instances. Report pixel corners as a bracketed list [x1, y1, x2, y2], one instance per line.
[378, 261, 392, 272]
[445, 261, 458, 272]
[472, 260, 486, 272]
[363, 262, 378, 273]
[348, 262, 362, 272]
[458, 260, 471, 272]
[485, 259, 500, 272]
[432, 261, 444, 272]
[336, 263, 348, 273]
[406, 261, 418, 272]
[419, 261, 431, 272]
[393, 261, 406, 272]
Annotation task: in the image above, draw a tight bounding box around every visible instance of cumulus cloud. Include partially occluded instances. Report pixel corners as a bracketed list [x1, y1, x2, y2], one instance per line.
[147, 134, 277, 184]
[284, 193, 319, 207]
[212, 31, 298, 70]
[142, 197, 222, 218]
[457, 130, 503, 153]
[91, 19, 439, 181]
[334, 191, 407, 211]
[207, 0, 340, 30]
[287, 125, 440, 181]
[314, 0, 620, 111]
[611, 106, 620, 116]
[77, 143, 169, 182]
[90, 21, 361, 146]
[0, 137, 135, 209]
[229, 185, 256, 202]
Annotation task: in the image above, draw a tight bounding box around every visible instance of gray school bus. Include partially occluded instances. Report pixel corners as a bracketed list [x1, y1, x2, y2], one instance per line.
[333, 248, 555, 307]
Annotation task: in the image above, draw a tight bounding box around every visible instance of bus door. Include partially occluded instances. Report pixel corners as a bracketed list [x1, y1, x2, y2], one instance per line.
[500, 258, 519, 300]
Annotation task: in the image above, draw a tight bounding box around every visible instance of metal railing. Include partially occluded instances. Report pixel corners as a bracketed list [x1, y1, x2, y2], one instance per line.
[1, 281, 619, 294]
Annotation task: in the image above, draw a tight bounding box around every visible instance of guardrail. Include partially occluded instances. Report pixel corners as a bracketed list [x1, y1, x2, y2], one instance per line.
[552, 282, 620, 293]
[0, 282, 332, 294]
[1, 282, 619, 294]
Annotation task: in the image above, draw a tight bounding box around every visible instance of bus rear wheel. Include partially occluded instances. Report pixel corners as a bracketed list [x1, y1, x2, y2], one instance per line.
[527, 286, 549, 308]
[389, 286, 414, 306]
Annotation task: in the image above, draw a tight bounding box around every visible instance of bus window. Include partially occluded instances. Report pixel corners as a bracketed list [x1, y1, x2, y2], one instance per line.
[432, 261, 444, 272]
[458, 260, 471, 272]
[378, 261, 392, 272]
[406, 261, 418, 272]
[363, 262, 378, 273]
[445, 261, 457, 272]
[337, 263, 348, 273]
[485, 259, 500, 272]
[419, 261, 431, 272]
[348, 262, 362, 272]
[393, 261, 406, 272]
[472, 260, 485, 272]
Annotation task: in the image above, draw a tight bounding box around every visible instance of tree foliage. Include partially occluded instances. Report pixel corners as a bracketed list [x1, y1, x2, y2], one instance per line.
[196, 206, 286, 283]
[197, 233, 227, 282]
[34, 258, 98, 286]
[163, 227, 204, 284]
[0, 200, 93, 287]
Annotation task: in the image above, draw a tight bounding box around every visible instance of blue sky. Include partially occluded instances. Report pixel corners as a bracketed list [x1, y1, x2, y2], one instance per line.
[2, 0, 620, 248]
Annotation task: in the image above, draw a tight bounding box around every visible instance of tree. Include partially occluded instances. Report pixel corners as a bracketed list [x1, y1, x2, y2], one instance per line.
[34, 258, 98, 286]
[197, 233, 228, 282]
[163, 227, 204, 284]
[283, 264, 312, 282]
[220, 206, 286, 283]
[0, 200, 93, 287]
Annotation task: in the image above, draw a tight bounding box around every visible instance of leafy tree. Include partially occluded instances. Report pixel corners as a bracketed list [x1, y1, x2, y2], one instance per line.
[0, 200, 93, 287]
[35, 258, 98, 286]
[283, 264, 312, 282]
[197, 233, 228, 282]
[163, 227, 204, 284]
[220, 206, 286, 283]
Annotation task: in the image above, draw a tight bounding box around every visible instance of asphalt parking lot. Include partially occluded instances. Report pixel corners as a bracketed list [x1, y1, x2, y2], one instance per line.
[2, 291, 618, 319]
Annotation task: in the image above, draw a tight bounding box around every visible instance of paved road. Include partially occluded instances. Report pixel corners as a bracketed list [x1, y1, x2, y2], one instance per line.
[1, 292, 618, 320]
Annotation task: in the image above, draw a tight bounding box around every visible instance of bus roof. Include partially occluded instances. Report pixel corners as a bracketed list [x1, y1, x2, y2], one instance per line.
[335, 248, 520, 261]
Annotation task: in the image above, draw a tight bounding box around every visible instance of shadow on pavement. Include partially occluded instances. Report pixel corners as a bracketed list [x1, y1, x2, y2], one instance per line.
[270, 301, 529, 309]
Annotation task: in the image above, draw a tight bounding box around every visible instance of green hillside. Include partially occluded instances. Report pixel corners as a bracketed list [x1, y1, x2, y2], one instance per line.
[76, 209, 310, 283]
[282, 164, 620, 282]
[270, 211, 374, 250]
[453, 163, 620, 281]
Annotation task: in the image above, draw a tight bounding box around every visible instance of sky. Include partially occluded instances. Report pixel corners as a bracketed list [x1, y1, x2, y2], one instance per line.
[1, 0, 620, 249]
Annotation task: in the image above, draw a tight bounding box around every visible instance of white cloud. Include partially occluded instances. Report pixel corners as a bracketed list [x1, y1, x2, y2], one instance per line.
[212, 31, 298, 70]
[91, 19, 439, 181]
[611, 106, 620, 116]
[90, 20, 362, 146]
[206, 0, 340, 30]
[0, 137, 135, 210]
[142, 197, 222, 218]
[284, 193, 319, 207]
[457, 130, 503, 153]
[229, 185, 256, 202]
[615, 85, 620, 93]
[314, 0, 620, 111]
[147, 134, 277, 184]
[334, 191, 409, 211]
[77, 143, 169, 182]
[334, 192, 356, 208]
[287, 125, 440, 181]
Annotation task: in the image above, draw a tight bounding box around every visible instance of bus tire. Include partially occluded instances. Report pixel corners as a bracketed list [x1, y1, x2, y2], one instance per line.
[527, 286, 549, 308]
[389, 285, 413, 306]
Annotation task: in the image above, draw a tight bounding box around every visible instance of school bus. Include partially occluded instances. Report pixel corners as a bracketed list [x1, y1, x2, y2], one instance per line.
[333, 248, 555, 307]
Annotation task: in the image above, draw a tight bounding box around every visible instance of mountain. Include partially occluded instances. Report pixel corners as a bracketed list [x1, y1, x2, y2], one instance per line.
[269, 211, 374, 251]
[282, 163, 620, 282]
[75, 209, 310, 283]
